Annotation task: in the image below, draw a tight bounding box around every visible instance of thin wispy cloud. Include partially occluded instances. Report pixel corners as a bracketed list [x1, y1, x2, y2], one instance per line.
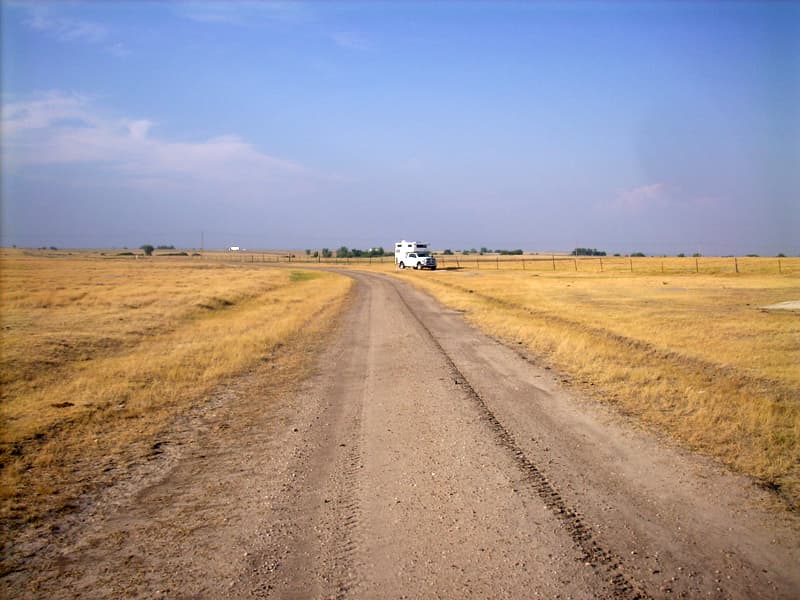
[613, 183, 667, 212]
[2, 92, 312, 192]
[611, 183, 722, 216]
[20, 4, 130, 57]
[24, 6, 108, 43]
[331, 31, 370, 51]
[175, 1, 310, 26]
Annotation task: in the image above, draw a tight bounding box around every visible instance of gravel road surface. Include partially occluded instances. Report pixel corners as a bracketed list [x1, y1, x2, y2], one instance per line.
[6, 270, 799, 599]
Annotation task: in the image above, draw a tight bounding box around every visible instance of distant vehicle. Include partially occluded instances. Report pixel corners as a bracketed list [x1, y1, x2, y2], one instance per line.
[395, 240, 437, 270]
[228, 246, 241, 251]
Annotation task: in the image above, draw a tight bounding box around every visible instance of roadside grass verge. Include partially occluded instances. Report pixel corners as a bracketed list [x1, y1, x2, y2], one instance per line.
[390, 268, 800, 509]
[0, 254, 352, 532]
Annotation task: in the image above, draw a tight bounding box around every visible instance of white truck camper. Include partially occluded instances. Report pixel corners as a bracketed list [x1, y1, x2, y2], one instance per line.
[395, 240, 437, 270]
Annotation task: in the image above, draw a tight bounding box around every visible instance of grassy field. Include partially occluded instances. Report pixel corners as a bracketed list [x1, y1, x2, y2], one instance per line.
[384, 262, 800, 509]
[0, 251, 352, 530]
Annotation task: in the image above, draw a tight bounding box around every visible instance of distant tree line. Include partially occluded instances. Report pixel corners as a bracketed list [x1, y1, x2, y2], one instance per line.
[571, 247, 607, 256]
[139, 244, 176, 256]
[310, 246, 387, 259]
[439, 248, 523, 256]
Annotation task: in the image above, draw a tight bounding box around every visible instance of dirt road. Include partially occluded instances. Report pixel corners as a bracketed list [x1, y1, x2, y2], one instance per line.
[6, 270, 800, 598]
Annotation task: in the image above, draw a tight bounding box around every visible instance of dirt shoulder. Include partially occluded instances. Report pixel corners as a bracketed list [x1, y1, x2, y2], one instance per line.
[4, 270, 799, 599]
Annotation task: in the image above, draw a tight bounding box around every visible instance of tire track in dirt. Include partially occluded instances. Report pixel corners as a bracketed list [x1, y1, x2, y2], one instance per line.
[332, 440, 363, 600]
[390, 278, 650, 600]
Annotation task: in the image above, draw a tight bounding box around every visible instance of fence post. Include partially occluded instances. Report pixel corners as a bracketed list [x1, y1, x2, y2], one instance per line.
[779, 259, 782, 274]
[456, 257, 460, 268]
[599, 257, 603, 272]
[629, 258, 633, 272]
[552, 255, 556, 271]
[476, 257, 480, 270]
[496, 256, 499, 270]
[574, 259, 578, 272]
[695, 258, 699, 273]
[661, 260, 664, 274]
[735, 257, 739, 273]
[522, 258, 526, 270]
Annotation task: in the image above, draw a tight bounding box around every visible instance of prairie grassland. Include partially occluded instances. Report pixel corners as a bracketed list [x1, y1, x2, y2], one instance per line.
[389, 265, 800, 508]
[0, 252, 351, 528]
[428, 254, 800, 276]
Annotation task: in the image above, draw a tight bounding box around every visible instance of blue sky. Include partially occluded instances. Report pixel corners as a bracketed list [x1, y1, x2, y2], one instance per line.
[2, 1, 798, 254]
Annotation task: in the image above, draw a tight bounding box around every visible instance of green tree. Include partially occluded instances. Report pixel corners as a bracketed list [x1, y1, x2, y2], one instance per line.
[140, 244, 154, 256]
[321, 248, 331, 258]
[572, 247, 606, 256]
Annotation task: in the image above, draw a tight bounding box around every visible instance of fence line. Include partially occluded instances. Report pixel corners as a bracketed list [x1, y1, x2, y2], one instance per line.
[187, 252, 797, 275]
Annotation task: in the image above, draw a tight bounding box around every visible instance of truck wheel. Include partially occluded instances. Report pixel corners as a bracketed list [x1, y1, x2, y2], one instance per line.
[399, 262, 405, 269]
[431, 266, 437, 271]
[415, 262, 422, 270]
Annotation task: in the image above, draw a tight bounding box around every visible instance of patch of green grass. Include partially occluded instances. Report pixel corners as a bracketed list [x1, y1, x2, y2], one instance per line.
[290, 271, 322, 282]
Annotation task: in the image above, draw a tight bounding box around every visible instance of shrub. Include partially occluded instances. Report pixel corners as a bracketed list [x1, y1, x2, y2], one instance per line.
[140, 245, 154, 256]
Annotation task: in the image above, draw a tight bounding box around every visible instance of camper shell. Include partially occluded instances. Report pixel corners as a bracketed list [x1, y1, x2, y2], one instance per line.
[395, 240, 437, 270]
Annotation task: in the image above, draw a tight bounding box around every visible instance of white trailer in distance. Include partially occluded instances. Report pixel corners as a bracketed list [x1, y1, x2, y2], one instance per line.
[395, 240, 437, 270]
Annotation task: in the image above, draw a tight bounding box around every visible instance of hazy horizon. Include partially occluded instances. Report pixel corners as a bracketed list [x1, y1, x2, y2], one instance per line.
[2, 1, 798, 256]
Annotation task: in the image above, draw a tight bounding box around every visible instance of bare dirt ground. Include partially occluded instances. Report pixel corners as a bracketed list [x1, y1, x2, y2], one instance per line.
[4, 270, 799, 599]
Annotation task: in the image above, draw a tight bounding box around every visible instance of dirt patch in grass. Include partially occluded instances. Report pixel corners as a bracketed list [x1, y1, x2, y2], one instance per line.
[762, 300, 800, 311]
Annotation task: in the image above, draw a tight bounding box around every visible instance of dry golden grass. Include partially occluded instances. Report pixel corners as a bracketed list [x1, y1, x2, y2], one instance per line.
[0, 251, 351, 528]
[428, 254, 800, 276]
[385, 265, 800, 509]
